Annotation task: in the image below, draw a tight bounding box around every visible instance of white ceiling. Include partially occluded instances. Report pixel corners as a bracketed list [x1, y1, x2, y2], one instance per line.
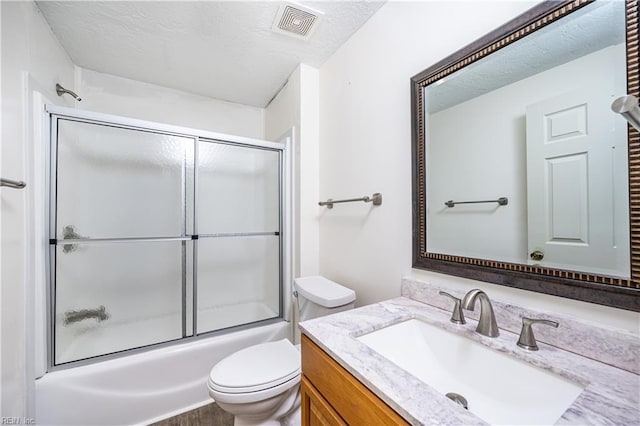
[425, 0, 625, 113]
[37, 1, 385, 107]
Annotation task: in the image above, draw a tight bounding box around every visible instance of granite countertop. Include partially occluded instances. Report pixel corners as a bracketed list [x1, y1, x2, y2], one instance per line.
[299, 296, 640, 425]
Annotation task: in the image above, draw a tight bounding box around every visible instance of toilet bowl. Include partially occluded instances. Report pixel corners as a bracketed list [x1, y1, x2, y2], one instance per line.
[208, 339, 301, 426]
[207, 276, 355, 425]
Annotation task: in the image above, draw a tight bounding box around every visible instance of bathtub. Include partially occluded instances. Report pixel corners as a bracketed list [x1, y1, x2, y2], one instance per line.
[35, 320, 290, 425]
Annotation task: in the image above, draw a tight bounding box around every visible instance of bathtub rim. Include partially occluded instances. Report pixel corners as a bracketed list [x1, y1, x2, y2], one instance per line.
[44, 316, 288, 373]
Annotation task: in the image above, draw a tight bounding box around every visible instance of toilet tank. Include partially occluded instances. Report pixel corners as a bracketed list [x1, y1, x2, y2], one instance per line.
[294, 276, 356, 322]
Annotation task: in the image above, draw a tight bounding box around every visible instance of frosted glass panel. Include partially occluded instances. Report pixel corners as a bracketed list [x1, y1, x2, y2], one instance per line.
[185, 143, 196, 236]
[197, 236, 280, 333]
[54, 240, 183, 364]
[198, 141, 280, 234]
[56, 119, 192, 239]
[50, 113, 284, 366]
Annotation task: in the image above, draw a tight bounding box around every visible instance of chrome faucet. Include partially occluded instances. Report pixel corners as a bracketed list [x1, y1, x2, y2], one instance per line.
[461, 289, 499, 337]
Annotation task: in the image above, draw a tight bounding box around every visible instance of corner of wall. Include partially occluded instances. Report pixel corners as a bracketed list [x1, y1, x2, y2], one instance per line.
[298, 64, 320, 276]
[263, 64, 322, 278]
[74, 65, 83, 93]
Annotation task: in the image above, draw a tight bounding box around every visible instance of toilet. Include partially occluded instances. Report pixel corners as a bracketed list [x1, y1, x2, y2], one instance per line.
[207, 276, 356, 426]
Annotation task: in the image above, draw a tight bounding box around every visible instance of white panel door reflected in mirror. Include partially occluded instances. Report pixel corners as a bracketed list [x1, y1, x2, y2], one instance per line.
[526, 87, 629, 277]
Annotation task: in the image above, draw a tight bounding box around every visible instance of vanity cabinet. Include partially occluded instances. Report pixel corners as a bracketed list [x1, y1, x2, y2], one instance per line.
[301, 334, 409, 426]
[301, 377, 346, 426]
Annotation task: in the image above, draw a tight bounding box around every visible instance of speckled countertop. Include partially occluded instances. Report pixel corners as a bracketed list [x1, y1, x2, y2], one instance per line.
[299, 296, 640, 425]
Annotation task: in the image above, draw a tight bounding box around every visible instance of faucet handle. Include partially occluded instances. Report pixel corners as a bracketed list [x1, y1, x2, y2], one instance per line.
[517, 317, 559, 351]
[438, 291, 466, 324]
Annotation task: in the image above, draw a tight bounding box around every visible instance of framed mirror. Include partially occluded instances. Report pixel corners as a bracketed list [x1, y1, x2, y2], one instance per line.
[411, 0, 639, 311]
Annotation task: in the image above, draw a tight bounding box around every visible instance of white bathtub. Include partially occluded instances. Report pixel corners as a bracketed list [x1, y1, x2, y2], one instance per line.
[35, 321, 290, 425]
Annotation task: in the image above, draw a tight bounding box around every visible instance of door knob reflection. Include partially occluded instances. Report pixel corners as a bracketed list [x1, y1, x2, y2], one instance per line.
[530, 250, 544, 261]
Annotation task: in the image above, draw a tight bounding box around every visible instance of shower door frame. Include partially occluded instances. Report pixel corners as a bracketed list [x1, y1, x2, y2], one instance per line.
[44, 105, 291, 371]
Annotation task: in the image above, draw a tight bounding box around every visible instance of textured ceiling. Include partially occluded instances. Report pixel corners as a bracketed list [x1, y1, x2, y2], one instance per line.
[426, 0, 625, 113]
[37, 1, 385, 107]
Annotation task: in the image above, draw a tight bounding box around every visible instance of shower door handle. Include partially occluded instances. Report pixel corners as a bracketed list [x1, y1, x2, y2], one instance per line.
[61, 225, 88, 253]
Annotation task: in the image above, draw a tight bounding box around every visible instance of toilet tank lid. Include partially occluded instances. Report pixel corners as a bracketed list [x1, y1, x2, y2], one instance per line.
[294, 276, 355, 308]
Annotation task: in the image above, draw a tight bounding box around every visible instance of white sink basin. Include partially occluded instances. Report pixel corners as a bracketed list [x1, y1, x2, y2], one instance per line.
[357, 319, 585, 425]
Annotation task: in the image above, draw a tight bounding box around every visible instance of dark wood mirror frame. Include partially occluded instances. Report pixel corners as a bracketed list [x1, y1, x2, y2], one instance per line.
[411, 0, 640, 311]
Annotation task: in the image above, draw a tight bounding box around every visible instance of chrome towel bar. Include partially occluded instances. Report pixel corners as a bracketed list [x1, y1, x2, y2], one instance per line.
[445, 197, 508, 208]
[1, 178, 26, 189]
[319, 192, 382, 209]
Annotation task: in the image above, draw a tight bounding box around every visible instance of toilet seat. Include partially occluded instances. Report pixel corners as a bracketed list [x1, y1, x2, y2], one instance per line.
[208, 339, 301, 404]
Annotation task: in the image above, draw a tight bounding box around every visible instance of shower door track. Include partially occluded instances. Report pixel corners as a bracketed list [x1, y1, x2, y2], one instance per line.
[44, 105, 290, 371]
[45, 105, 285, 151]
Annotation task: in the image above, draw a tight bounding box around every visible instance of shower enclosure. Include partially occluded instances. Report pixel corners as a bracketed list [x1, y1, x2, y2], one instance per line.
[47, 106, 287, 367]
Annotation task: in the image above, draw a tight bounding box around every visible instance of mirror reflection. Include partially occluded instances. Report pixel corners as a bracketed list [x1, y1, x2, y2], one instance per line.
[424, 0, 630, 278]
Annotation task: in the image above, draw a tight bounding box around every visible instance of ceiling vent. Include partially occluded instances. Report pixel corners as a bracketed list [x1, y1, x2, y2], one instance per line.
[272, 1, 324, 41]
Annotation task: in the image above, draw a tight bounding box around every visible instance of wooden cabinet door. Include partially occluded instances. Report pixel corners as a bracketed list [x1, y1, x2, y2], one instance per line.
[301, 376, 347, 426]
[301, 335, 409, 425]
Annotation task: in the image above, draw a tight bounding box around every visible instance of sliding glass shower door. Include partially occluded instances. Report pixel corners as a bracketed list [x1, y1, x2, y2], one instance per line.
[50, 112, 283, 366]
[196, 141, 281, 333]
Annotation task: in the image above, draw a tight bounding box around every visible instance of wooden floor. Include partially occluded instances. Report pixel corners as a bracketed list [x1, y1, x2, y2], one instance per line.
[150, 403, 234, 426]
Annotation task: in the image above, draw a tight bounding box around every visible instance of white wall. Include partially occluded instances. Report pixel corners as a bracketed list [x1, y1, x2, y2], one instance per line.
[77, 68, 264, 139]
[427, 44, 626, 265]
[265, 69, 300, 142]
[318, 1, 640, 332]
[1, 1, 76, 417]
[298, 66, 320, 277]
[265, 64, 320, 278]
